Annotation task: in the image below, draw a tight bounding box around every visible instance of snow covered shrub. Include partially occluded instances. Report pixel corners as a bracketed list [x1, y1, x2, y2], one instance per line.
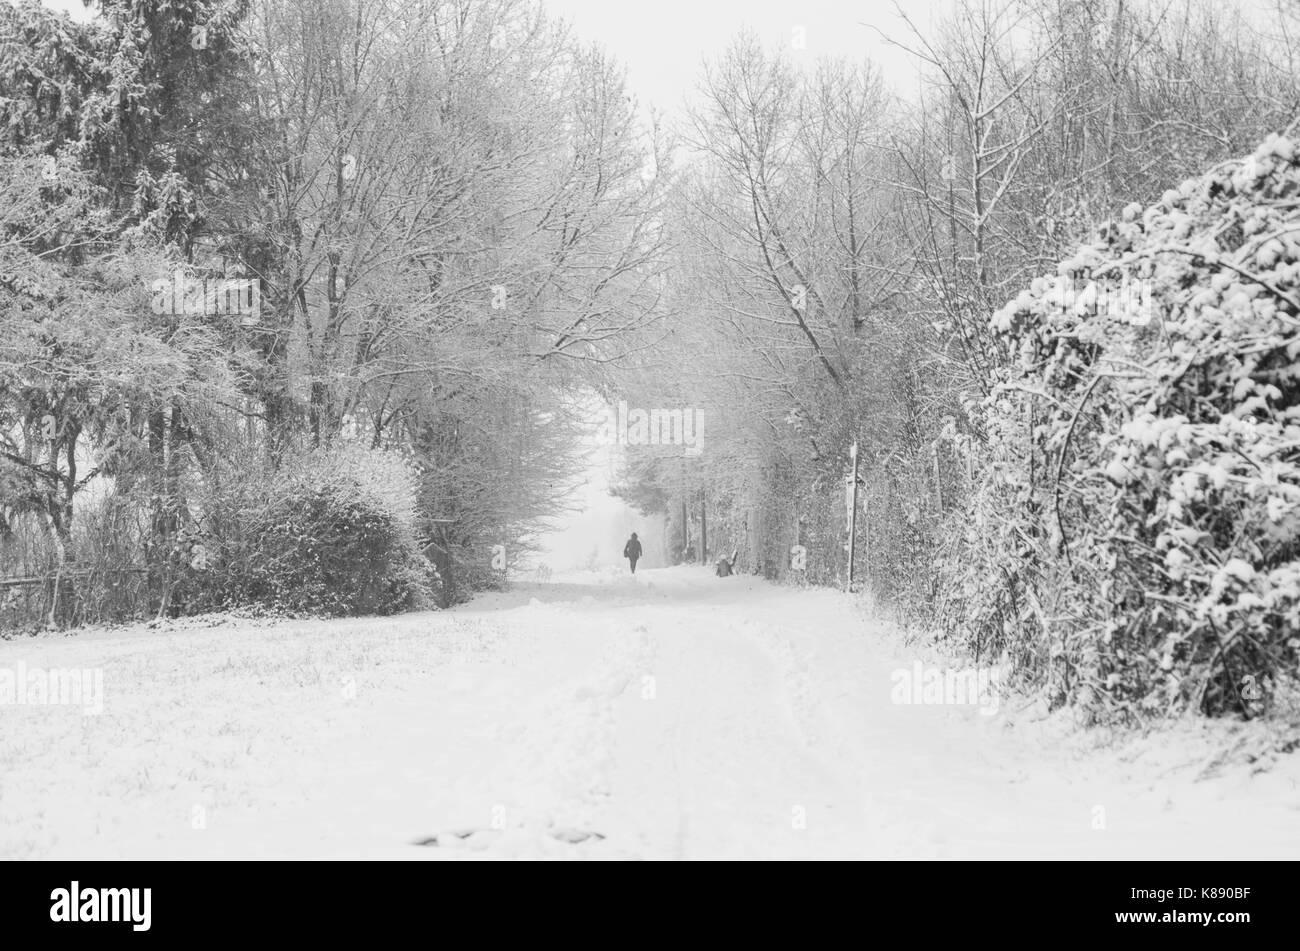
[179, 445, 434, 617]
[938, 134, 1300, 720]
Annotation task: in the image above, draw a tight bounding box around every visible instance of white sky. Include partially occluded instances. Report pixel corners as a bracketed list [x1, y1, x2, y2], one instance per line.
[541, 0, 941, 109]
[39, 0, 89, 19]
[41, 0, 1285, 112]
[37, 0, 944, 107]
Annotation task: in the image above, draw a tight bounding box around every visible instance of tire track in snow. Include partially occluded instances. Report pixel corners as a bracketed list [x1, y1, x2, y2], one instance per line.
[595, 598, 931, 858]
[435, 606, 656, 856]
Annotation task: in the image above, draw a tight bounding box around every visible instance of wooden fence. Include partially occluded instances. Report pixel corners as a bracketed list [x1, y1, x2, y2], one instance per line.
[0, 565, 158, 631]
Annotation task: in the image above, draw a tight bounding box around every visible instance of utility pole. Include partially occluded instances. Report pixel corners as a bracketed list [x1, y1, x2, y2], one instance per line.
[681, 498, 689, 562]
[700, 496, 707, 565]
[846, 440, 859, 593]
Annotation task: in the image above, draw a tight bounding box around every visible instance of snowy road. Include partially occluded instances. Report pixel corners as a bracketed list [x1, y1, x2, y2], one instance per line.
[2, 567, 1296, 859]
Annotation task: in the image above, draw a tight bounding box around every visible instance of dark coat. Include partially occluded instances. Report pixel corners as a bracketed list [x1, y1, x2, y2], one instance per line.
[623, 538, 642, 560]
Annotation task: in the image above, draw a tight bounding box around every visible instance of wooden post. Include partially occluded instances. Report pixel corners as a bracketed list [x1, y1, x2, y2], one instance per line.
[847, 441, 859, 593]
[861, 493, 869, 585]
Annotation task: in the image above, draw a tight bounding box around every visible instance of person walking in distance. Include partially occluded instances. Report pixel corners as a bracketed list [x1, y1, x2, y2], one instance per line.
[623, 532, 642, 575]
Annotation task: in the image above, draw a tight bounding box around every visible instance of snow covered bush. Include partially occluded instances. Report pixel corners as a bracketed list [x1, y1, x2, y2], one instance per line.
[177, 444, 434, 617]
[937, 134, 1300, 720]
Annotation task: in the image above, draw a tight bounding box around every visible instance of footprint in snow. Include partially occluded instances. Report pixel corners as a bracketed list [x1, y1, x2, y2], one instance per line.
[550, 828, 605, 844]
[412, 828, 605, 847]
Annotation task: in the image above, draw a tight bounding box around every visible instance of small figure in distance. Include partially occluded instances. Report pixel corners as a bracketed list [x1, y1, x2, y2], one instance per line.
[623, 532, 642, 575]
[715, 548, 738, 577]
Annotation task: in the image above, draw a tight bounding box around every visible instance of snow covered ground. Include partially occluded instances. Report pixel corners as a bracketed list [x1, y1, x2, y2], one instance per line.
[1, 566, 1296, 860]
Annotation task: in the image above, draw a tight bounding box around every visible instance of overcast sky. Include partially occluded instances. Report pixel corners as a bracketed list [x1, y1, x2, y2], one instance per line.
[39, 0, 945, 108]
[541, 0, 941, 110]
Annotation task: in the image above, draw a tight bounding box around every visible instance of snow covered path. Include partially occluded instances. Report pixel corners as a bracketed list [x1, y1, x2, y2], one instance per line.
[2, 566, 1296, 859]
